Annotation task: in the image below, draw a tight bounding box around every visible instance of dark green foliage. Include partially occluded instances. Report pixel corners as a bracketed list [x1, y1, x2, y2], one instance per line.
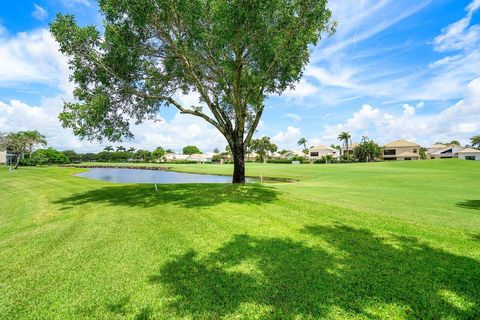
[182, 145, 201, 155]
[354, 138, 381, 162]
[32, 148, 70, 165]
[62, 150, 82, 163]
[134, 149, 152, 162]
[250, 136, 277, 162]
[420, 147, 428, 159]
[152, 147, 166, 161]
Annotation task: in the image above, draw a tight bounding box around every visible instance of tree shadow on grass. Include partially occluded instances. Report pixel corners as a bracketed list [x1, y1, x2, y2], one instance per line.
[151, 225, 480, 319]
[456, 200, 480, 210]
[53, 183, 279, 209]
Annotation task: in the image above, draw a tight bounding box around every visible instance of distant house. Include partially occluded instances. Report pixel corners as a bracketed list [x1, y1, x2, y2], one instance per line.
[187, 153, 214, 163]
[382, 140, 420, 161]
[0, 148, 16, 165]
[0, 150, 6, 165]
[427, 144, 447, 155]
[341, 142, 359, 158]
[280, 150, 304, 159]
[458, 148, 480, 161]
[165, 153, 188, 162]
[308, 145, 340, 160]
[428, 145, 465, 159]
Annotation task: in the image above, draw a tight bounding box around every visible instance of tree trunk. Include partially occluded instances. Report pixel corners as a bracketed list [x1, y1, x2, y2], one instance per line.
[14, 153, 22, 169]
[231, 139, 245, 184]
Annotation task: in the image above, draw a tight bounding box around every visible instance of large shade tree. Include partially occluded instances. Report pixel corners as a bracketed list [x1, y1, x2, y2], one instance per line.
[50, 0, 334, 183]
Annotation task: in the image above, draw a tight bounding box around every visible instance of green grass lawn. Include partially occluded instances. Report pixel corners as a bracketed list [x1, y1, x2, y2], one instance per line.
[1, 160, 479, 319]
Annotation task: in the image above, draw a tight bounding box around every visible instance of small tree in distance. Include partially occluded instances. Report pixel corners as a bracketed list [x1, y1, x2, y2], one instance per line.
[297, 138, 308, 157]
[152, 147, 166, 162]
[354, 138, 381, 162]
[250, 136, 277, 163]
[183, 146, 201, 155]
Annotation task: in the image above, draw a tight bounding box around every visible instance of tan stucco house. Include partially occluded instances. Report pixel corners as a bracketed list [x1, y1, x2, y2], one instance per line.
[0, 150, 6, 165]
[382, 140, 420, 160]
[308, 145, 340, 160]
[458, 148, 480, 161]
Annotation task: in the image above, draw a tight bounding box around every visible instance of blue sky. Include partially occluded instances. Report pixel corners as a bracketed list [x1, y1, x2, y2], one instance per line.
[0, 0, 479, 152]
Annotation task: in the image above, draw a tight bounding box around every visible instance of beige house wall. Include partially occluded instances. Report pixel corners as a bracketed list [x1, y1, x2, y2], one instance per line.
[0, 151, 6, 164]
[309, 149, 339, 160]
[383, 146, 419, 160]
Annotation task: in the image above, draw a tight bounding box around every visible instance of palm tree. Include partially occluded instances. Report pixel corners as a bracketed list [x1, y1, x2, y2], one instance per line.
[471, 135, 480, 149]
[104, 146, 113, 152]
[127, 147, 136, 153]
[337, 131, 351, 159]
[297, 137, 308, 156]
[23, 130, 47, 157]
[116, 145, 126, 152]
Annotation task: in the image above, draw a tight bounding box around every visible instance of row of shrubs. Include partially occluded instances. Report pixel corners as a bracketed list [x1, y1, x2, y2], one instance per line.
[20, 148, 70, 166]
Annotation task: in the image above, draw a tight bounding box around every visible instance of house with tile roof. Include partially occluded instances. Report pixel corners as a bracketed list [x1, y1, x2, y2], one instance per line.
[382, 140, 421, 161]
[308, 145, 340, 160]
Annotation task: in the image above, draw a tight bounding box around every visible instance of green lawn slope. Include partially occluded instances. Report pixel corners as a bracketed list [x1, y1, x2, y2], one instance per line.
[0, 160, 479, 319]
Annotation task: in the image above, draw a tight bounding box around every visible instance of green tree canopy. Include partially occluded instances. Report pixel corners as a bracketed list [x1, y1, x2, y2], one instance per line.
[50, 0, 334, 183]
[152, 146, 166, 161]
[250, 136, 277, 162]
[23, 130, 47, 157]
[183, 145, 201, 155]
[32, 148, 70, 165]
[354, 139, 381, 162]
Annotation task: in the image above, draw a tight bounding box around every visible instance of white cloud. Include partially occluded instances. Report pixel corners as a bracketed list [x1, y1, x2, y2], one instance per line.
[313, 0, 431, 60]
[320, 77, 480, 146]
[0, 28, 71, 95]
[288, 0, 480, 105]
[433, 1, 480, 52]
[271, 126, 302, 149]
[282, 78, 318, 98]
[428, 54, 463, 69]
[32, 4, 48, 21]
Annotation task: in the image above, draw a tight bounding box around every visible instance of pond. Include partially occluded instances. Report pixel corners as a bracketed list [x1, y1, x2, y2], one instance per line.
[75, 167, 257, 184]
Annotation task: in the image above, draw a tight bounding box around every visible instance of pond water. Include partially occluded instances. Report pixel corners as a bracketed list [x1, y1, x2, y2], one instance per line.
[75, 167, 256, 184]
